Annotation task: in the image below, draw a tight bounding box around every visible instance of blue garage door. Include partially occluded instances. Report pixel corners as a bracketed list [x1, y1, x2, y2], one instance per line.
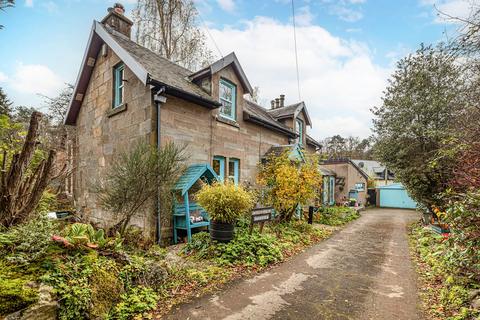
[378, 184, 417, 209]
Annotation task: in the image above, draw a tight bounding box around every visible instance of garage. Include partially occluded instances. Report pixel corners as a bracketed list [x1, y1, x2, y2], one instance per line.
[377, 183, 417, 209]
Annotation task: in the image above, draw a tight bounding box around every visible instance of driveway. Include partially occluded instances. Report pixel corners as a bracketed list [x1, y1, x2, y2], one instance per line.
[165, 208, 422, 320]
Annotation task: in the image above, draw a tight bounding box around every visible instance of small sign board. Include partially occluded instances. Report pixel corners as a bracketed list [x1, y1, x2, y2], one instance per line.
[250, 207, 273, 234]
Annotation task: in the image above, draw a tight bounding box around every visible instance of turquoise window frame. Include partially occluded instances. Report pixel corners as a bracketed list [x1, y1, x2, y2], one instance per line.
[113, 63, 125, 108]
[228, 158, 239, 185]
[329, 176, 335, 205]
[213, 156, 225, 182]
[219, 79, 236, 120]
[296, 118, 304, 145]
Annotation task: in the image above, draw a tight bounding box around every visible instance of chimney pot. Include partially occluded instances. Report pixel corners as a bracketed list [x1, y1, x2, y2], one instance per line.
[271, 100, 275, 109]
[113, 3, 125, 15]
[275, 98, 280, 109]
[279, 94, 285, 108]
[102, 3, 133, 38]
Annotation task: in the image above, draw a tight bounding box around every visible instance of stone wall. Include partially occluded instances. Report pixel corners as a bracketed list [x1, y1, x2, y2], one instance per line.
[160, 65, 289, 186]
[74, 47, 155, 237]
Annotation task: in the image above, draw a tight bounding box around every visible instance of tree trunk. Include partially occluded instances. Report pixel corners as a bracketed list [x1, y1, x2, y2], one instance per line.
[0, 112, 63, 227]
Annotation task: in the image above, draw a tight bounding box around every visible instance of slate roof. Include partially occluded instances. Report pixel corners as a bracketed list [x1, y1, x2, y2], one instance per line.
[267, 103, 300, 118]
[306, 134, 322, 149]
[243, 100, 297, 137]
[263, 144, 305, 162]
[104, 25, 217, 104]
[320, 167, 336, 176]
[321, 158, 370, 180]
[267, 101, 312, 126]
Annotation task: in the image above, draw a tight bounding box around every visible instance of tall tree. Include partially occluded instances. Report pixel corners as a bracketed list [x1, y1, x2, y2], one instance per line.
[0, 87, 12, 116]
[132, 0, 214, 71]
[372, 44, 466, 209]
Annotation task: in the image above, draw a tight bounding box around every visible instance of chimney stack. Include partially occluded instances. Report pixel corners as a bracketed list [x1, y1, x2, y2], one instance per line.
[279, 94, 285, 108]
[271, 100, 275, 109]
[275, 98, 280, 109]
[101, 3, 133, 38]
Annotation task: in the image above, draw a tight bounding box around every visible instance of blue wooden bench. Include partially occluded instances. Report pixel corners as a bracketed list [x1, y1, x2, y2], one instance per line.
[172, 164, 218, 243]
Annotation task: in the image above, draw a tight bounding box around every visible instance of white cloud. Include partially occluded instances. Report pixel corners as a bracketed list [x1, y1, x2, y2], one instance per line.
[294, 6, 315, 27]
[321, 0, 365, 22]
[41, 1, 59, 13]
[9, 63, 63, 96]
[0, 71, 8, 82]
[329, 5, 363, 22]
[420, 0, 479, 23]
[217, 0, 235, 13]
[25, 0, 33, 7]
[205, 16, 390, 139]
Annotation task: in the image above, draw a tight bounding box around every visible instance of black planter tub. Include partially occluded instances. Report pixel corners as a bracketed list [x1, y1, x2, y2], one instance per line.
[210, 221, 234, 242]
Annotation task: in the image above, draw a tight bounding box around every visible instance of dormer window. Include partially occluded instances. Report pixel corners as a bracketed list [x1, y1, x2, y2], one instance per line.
[296, 118, 304, 145]
[219, 79, 236, 120]
[113, 63, 125, 108]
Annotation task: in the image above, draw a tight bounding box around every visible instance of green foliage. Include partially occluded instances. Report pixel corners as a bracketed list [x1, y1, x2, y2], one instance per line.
[195, 182, 254, 223]
[0, 214, 57, 265]
[0, 262, 38, 315]
[185, 220, 331, 268]
[61, 223, 107, 248]
[314, 206, 360, 226]
[108, 286, 159, 320]
[410, 223, 479, 320]
[42, 252, 98, 320]
[372, 44, 465, 209]
[184, 229, 282, 267]
[96, 142, 186, 235]
[89, 259, 123, 320]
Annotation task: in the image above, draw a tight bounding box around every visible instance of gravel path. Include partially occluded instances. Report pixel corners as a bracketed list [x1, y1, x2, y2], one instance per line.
[165, 208, 422, 320]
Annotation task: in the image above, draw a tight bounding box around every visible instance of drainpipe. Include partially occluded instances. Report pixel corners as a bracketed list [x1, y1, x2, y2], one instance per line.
[154, 87, 167, 244]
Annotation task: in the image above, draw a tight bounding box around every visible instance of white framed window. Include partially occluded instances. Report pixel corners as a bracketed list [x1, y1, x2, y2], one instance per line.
[355, 182, 365, 191]
[219, 79, 236, 120]
[113, 63, 125, 108]
[296, 118, 304, 145]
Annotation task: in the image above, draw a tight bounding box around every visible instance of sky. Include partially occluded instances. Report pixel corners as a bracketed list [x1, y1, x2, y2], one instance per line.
[0, 0, 476, 139]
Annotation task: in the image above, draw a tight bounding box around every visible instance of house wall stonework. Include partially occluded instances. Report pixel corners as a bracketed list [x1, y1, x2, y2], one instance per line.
[73, 44, 316, 241]
[74, 48, 156, 236]
[320, 162, 368, 205]
[160, 65, 289, 186]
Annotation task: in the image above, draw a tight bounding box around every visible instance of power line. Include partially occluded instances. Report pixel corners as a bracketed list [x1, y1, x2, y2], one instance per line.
[197, 11, 223, 58]
[291, 0, 301, 101]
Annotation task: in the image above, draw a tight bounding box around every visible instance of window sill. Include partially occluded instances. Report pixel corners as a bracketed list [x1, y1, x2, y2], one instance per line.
[216, 115, 239, 128]
[107, 103, 127, 118]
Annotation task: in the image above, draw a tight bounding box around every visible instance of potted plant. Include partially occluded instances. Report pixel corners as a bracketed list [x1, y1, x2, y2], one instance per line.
[196, 182, 254, 242]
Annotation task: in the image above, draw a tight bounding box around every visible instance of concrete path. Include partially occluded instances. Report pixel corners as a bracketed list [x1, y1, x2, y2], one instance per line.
[165, 208, 422, 320]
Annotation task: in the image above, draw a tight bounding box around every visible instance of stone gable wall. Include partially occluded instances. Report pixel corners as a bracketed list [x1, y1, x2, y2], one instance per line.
[74, 47, 155, 237]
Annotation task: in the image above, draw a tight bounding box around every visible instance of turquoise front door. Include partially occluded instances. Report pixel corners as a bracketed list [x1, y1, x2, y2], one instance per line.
[378, 184, 417, 209]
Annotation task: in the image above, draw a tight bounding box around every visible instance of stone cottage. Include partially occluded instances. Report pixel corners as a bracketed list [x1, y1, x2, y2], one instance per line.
[319, 158, 369, 205]
[65, 5, 321, 241]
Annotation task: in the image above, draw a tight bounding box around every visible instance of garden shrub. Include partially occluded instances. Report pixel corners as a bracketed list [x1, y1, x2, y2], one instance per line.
[89, 259, 123, 319]
[314, 206, 359, 226]
[108, 286, 159, 320]
[410, 223, 479, 320]
[41, 252, 98, 320]
[215, 229, 282, 267]
[195, 182, 254, 223]
[0, 214, 58, 265]
[0, 262, 38, 315]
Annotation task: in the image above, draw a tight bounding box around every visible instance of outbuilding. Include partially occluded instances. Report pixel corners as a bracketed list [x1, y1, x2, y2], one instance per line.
[376, 183, 417, 209]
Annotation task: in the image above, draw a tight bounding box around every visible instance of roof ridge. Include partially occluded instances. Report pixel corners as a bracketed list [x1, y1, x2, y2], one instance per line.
[103, 23, 194, 74]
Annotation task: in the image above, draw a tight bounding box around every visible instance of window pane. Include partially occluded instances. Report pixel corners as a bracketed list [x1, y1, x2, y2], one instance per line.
[221, 101, 232, 117]
[220, 82, 232, 101]
[213, 159, 220, 175]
